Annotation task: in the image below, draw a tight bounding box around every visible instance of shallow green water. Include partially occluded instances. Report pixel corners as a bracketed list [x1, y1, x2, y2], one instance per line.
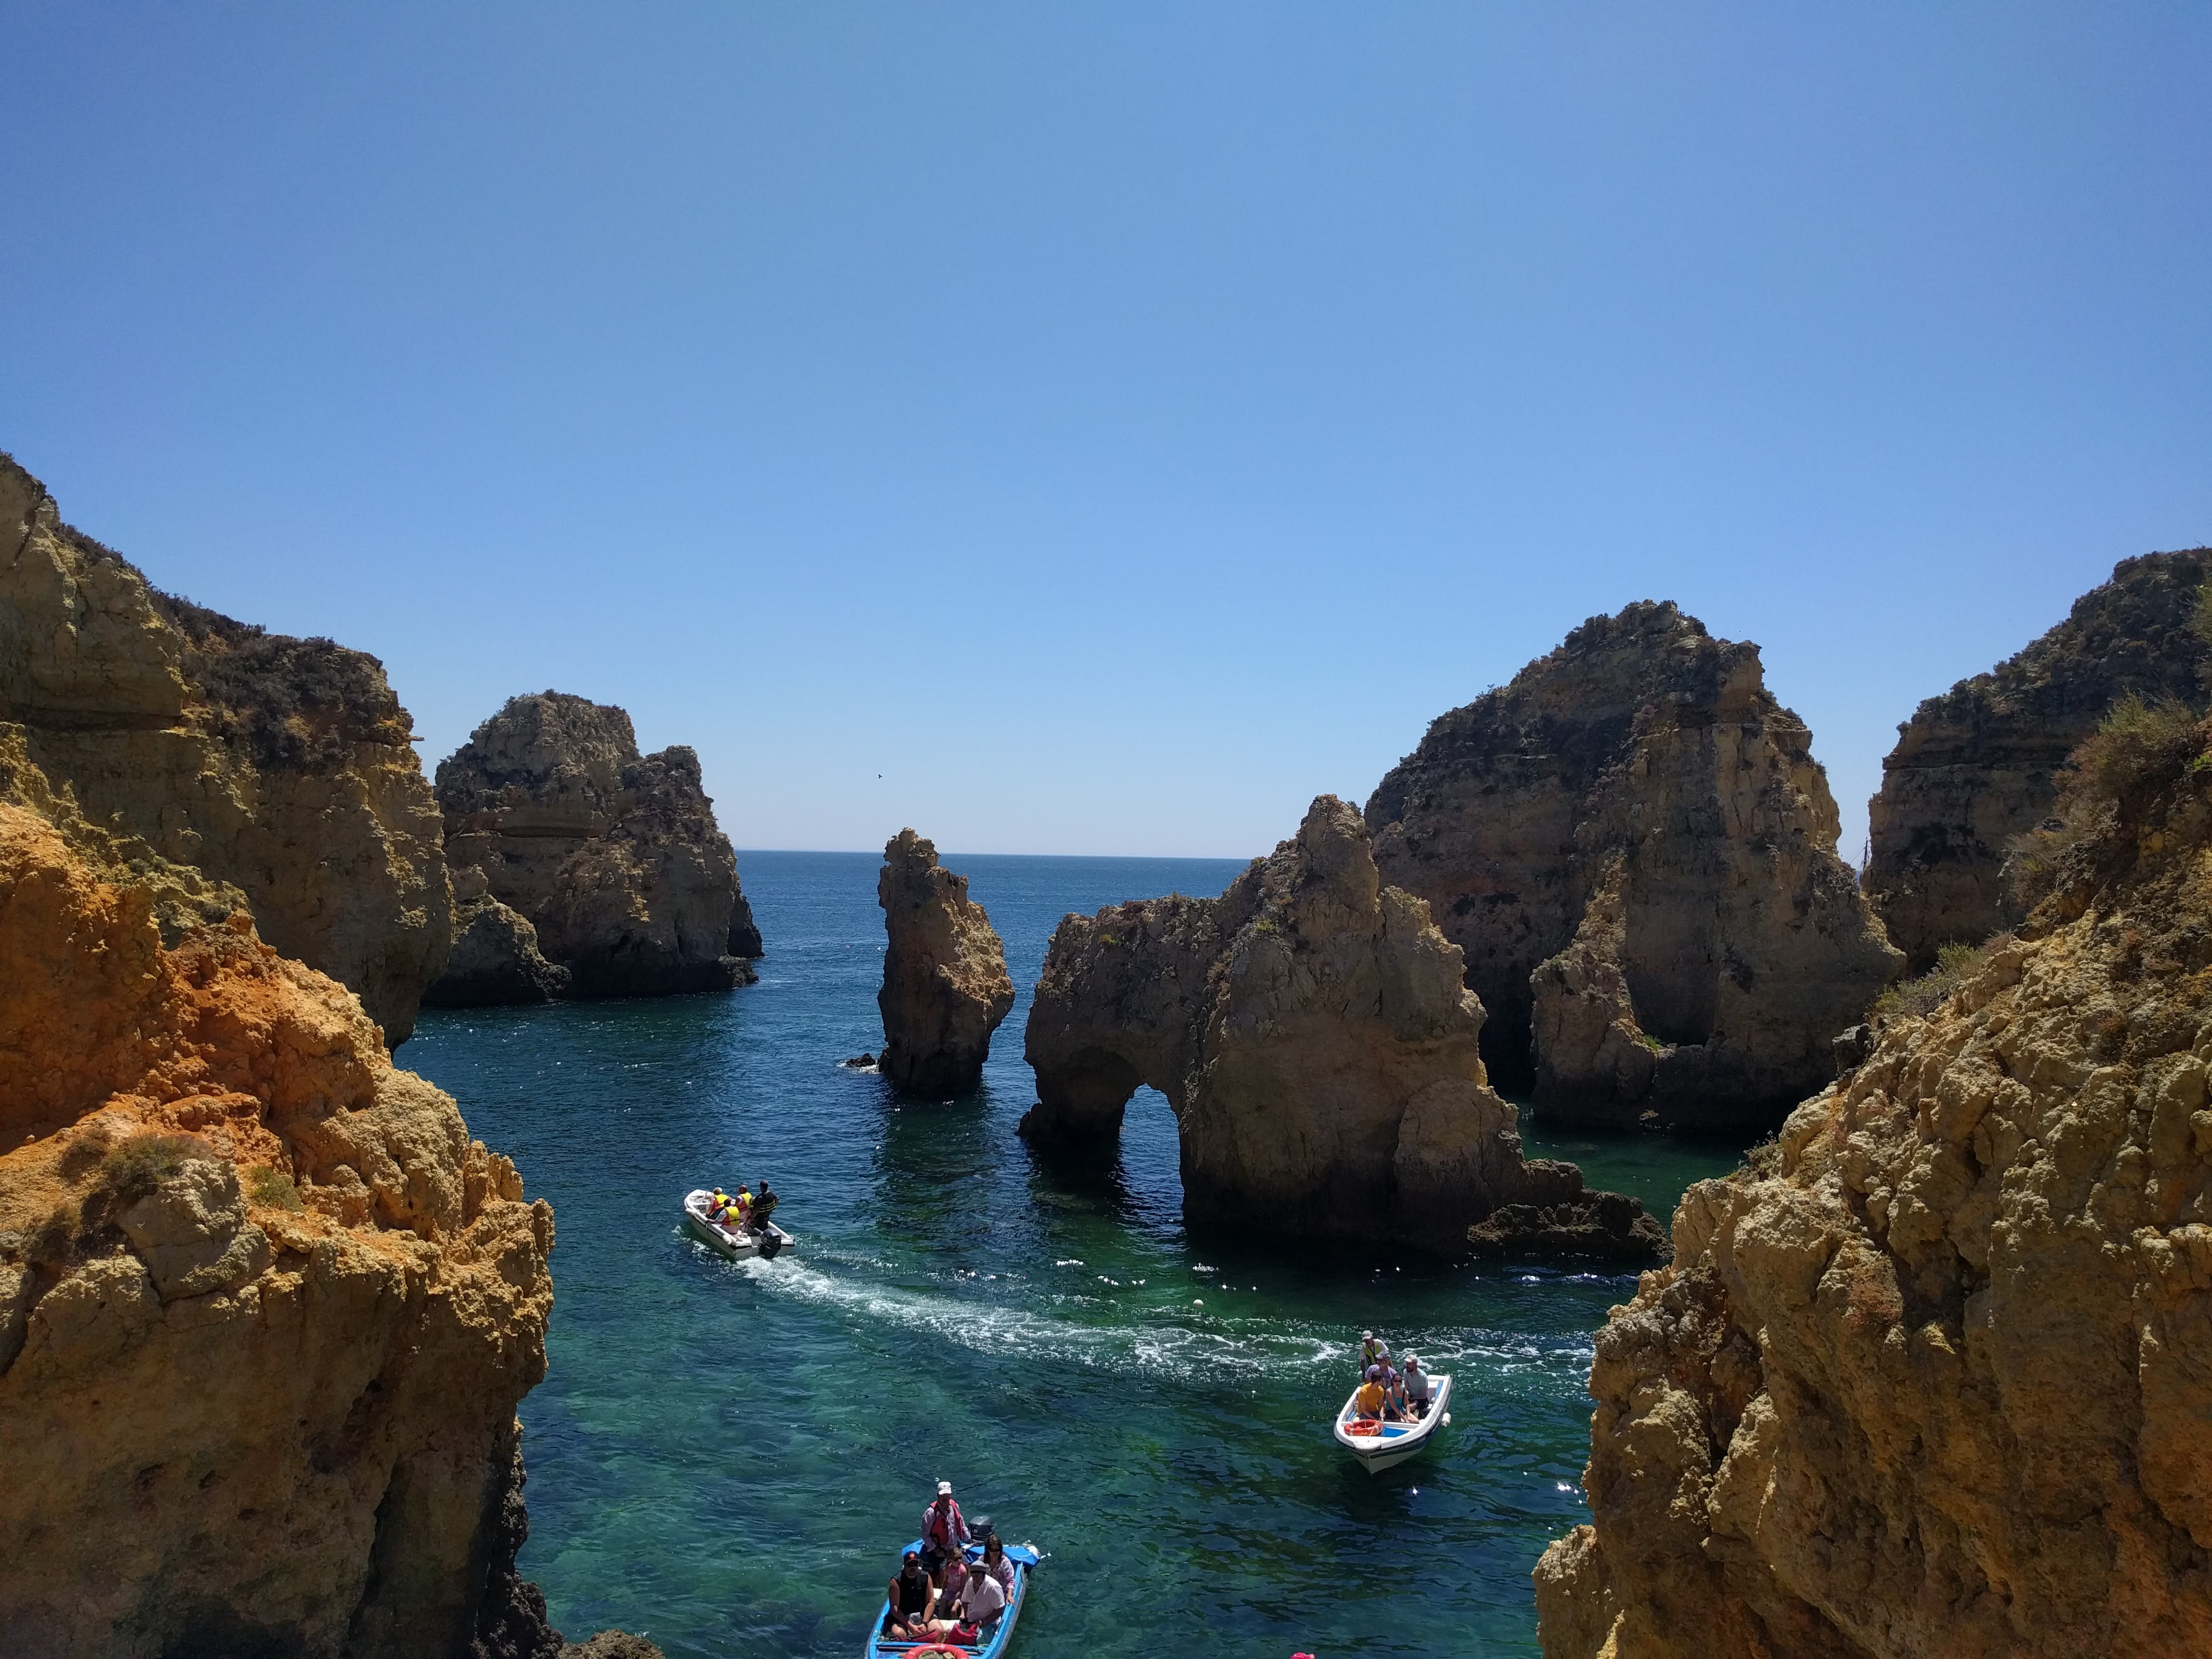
[406, 852, 1745, 1658]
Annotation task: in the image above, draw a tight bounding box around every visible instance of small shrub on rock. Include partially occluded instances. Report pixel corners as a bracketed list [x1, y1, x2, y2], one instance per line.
[246, 1166, 304, 1212]
[1875, 939, 2005, 1022]
[99, 1134, 215, 1203]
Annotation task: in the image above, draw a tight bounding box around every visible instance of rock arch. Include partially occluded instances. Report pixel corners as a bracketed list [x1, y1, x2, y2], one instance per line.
[1020, 796, 1663, 1259]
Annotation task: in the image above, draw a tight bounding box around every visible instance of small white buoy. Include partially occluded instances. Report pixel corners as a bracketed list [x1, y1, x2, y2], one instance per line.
[1442, 1412, 1453, 1425]
[1193, 1298, 1204, 1307]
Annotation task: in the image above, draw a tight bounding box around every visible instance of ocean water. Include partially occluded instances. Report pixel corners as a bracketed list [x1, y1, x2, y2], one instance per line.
[405, 851, 1745, 1659]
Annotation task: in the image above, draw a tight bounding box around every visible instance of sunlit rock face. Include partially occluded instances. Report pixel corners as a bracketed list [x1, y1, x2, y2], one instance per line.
[0, 736, 557, 1658]
[432, 691, 760, 1001]
[1022, 795, 1664, 1259]
[1536, 715, 2212, 1659]
[0, 452, 453, 1046]
[876, 829, 1014, 1096]
[1366, 600, 1899, 1131]
[1864, 547, 2212, 974]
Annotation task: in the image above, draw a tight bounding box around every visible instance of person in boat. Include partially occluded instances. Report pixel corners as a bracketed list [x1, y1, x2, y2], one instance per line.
[980, 1533, 1015, 1595]
[1353, 1365, 1387, 1420]
[884, 1549, 936, 1640]
[1381, 1364, 1410, 1422]
[749, 1177, 778, 1233]
[1359, 1331, 1390, 1374]
[1403, 1354, 1434, 1419]
[920, 1480, 970, 1576]
[955, 1559, 1008, 1638]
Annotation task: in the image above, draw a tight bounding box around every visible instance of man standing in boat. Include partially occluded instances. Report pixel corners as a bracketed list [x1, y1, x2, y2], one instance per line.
[920, 1480, 970, 1577]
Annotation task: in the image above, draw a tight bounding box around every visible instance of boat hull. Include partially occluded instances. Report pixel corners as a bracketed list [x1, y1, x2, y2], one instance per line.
[1331, 1374, 1452, 1474]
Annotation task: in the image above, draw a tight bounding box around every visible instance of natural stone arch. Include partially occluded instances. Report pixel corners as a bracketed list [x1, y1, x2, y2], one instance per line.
[1021, 796, 1663, 1259]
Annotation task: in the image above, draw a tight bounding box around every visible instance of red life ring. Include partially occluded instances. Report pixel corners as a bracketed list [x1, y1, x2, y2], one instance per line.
[901, 1647, 967, 1657]
[1347, 1417, 1381, 1435]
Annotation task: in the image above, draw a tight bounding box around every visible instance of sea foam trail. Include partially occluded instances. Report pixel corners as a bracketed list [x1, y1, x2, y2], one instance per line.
[729, 1252, 1594, 1391]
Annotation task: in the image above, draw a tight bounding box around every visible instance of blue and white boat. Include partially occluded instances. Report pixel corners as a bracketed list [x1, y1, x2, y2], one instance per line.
[865, 1537, 1040, 1658]
[1332, 1373, 1453, 1474]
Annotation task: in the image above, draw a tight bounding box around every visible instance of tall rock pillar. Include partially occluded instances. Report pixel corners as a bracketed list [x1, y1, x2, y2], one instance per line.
[877, 830, 1015, 1096]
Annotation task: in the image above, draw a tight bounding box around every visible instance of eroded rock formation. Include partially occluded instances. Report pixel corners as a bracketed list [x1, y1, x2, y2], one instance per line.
[0, 738, 561, 1657]
[1022, 795, 1663, 1257]
[1864, 547, 2211, 973]
[1534, 711, 2212, 1658]
[425, 866, 573, 1009]
[1367, 601, 1899, 1130]
[432, 692, 760, 1001]
[0, 452, 453, 1045]
[877, 829, 1014, 1095]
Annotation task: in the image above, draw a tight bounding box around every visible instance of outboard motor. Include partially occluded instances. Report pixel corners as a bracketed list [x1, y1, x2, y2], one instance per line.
[759, 1231, 783, 1259]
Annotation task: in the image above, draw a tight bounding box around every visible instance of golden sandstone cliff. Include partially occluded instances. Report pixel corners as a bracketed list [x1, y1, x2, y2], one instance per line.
[1864, 548, 2211, 974]
[0, 453, 452, 1046]
[1022, 795, 1664, 1258]
[876, 829, 1015, 1096]
[1534, 703, 2212, 1658]
[1367, 602, 1899, 1132]
[0, 731, 566, 1657]
[428, 692, 760, 1006]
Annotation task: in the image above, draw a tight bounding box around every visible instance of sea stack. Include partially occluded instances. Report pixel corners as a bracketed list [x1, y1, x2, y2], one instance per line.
[0, 452, 452, 1046]
[1535, 711, 2212, 1659]
[1022, 795, 1665, 1259]
[0, 726, 563, 1656]
[876, 829, 1015, 1095]
[1864, 546, 2211, 973]
[428, 692, 761, 1002]
[1365, 601, 1899, 1131]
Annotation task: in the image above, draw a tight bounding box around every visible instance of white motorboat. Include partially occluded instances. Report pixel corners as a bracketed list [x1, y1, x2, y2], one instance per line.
[682, 1188, 794, 1260]
[1331, 1374, 1452, 1474]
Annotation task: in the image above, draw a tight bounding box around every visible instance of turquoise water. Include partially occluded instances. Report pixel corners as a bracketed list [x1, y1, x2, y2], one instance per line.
[405, 851, 1745, 1659]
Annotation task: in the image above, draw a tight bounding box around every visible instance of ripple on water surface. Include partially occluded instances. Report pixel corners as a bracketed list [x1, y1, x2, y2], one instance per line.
[406, 851, 1747, 1658]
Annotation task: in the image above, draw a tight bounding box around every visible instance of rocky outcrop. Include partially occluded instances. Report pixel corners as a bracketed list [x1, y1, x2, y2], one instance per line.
[0, 452, 453, 1045]
[1864, 548, 2211, 974]
[432, 693, 760, 1001]
[1022, 795, 1664, 1257]
[0, 737, 560, 1657]
[1534, 710, 2212, 1658]
[1367, 601, 1899, 1130]
[876, 830, 1014, 1095]
[424, 867, 573, 1009]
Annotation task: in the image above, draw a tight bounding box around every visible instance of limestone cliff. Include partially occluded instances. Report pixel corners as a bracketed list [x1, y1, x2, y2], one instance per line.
[1864, 547, 2211, 974]
[1534, 708, 2212, 1658]
[1367, 601, 1899, 1131]
[432, 692, 760, 1001]
[0, 740, 560, 1657]
[0, 452, 453, 1045]
[876, 830, 1014, 1095]
[1022, 795, 1664, 1258]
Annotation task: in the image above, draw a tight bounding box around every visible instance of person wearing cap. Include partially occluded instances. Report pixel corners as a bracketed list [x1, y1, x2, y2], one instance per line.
[1403, 1355, 1434, 1419]
[1353, 1366, 1386, 1419]
[884, 1549, 936, 1640]
[920, 1480, 969, 1577]
[749, 1177, 779, 1233]
[1359, 1331, 1390, 1375]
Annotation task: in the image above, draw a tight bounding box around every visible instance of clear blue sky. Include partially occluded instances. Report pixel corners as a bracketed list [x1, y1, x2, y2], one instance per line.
[3, 4, 2206, 859]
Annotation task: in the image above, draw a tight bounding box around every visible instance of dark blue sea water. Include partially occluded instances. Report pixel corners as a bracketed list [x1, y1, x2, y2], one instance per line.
[405, 851, 1743, 1659]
